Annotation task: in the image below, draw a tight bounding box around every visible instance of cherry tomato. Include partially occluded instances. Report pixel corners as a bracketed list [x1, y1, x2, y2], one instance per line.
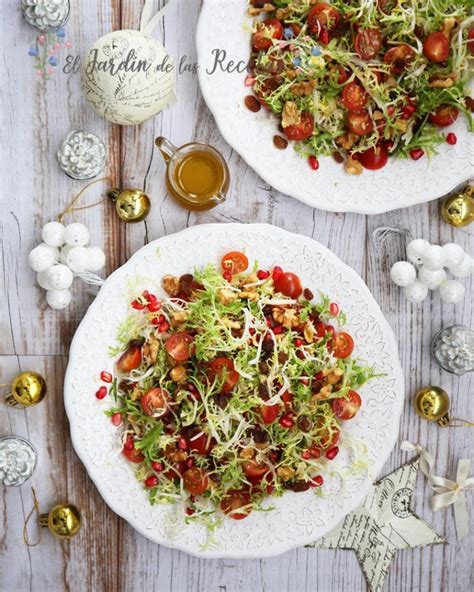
[428, 104, 459, 127]
[260, 403, 280, 425]
[423, 32, 449, 63]
[220, 489, 252, 520]
[383, 44, 415, 74]
[243, 460, 268, 478]
[252, 18, 283, 51]
[354, 28, 382, 60]
[116, 341, 142, 373]
[284, 112, 315, 141]
[165, 332, 195, 362]
[358, 145, 389, 171]
[221, 251, 249, 274]
[122, 435, 145, 463]
[347, 111, 374, 136]
[468, 27, 474, 55]
[274, 272, 303, 298]
[188, 432, 212, 455]
[331, 390, 362, 420]
[307, 3, 340, 34]
[209, 358, 240, 393]
[183, 467, 209, 495]
[141, 388, 170, 418]
[341, 83, 368, 114]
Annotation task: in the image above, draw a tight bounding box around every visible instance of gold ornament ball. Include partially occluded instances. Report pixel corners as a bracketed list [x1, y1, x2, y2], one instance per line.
[9, 371, 47, 407]
[414, 386, 450, 424]
[40, 504, 82, 540]
[441, 187, 474, 228]
[108, 188, 151, 223]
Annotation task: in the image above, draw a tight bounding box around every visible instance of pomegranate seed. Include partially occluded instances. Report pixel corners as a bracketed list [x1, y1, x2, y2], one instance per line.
[151, 461, 163, 473]
[300, 378, 309, 386]
[384, 139, 394, 152]
[131, 299, 145, 310]
[311, 475, 324, 487]
[186, 457, 194, 469]
[325, 446, 339, 460]
[124, 437, 134, 451]
[95, 386, 107, 400]
[146, 293, 157, 303]
[159, 321, 170, 333]
[315, 371, 324, 380]
[100, 371, 112, 383]
[257, 270, 270, 280]
[272, 266, 283, 281]
[302, 450, 311, 460]
[410, 148, 424, 161]
[178, 437, 188, 451]
[329, 303, 339, 316]
[249, 328, 256, 336]
[401, 104, 416, 119]
[310, 448, 321, 459]
[326, 325, 335, 335]
[279, 415, 294, 428]
[223, 271, 232, 282]
[152, 317, 160, 326]
[145, 475, 159, 488]
[308, 155, 319, 170]
[190, 495, 196, 502]
[111, 412, 122, 427]
[319, 29, 330, 45]
[387, 105, 395, 116]
[147, 301, 162, 312]
[294, 338, 303, 347]
[446, 133, 457, 145]
[187, 383, 197, 393]
[186, 507, 196, 516]
[273, 325, 283, 335]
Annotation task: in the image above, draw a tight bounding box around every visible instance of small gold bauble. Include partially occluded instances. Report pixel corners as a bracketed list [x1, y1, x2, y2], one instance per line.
[6, 372, 47, 407]
[414, 386, 450, 425]
[108, 188, 151, 223]
[39, 504, 82, 540]
[441, 186, 474, 228]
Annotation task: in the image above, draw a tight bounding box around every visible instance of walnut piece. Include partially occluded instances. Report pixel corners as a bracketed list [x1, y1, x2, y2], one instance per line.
[344, 157, 363, 175]
[170, 310, 188, 327]
[143, 334, 160, 365]
[272, 306, 299, 329]
[162, 275, 180, 297]
[170, 365, 187, 383]
[429, 74, 456, 89]
[282, 101, 301, 128]
[239, 290, 259, 302]
[217, 288, 238, 305]
[336, 132, 357, 151]
[277, 466, 295, 482]
[304, 321, 316, 343]
[291, 80, 317, 97]
[222, 318, 241, 330]
[239, 447, 256, 459]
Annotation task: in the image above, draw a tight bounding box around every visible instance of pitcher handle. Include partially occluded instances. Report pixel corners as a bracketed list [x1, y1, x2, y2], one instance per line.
[155, 137, 178, 163]
[212, 192, 227, 205]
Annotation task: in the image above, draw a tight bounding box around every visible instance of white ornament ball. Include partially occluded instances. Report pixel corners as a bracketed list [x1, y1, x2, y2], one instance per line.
[66, 247, 91, 273]
[449, 254, 473, 279]
[46, 289, 72, 310]
[390, 261, 417, 287]
[439, 280, 465, 305]
[418, 266, 447, 290]
[406, 239, 430, 265]
[64, 223, 90, 247]
[41, 221, 66, 247]
[86, 246, 106, 272]
[403, 280, 428, 303]
[28, 244, 58, 272]
[59, 244, 74, 264]
[37, 271, 53, 290]
[45, 264, 73, 290]
[421, 245, 447, 271]
[442, 243, 465, 268]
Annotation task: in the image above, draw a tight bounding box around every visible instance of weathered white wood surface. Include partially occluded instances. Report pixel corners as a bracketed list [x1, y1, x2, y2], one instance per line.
[1, 2, 472, 591]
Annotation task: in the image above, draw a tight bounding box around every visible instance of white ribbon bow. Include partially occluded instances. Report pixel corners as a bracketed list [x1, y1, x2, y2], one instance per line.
[401, 441, 474, 539]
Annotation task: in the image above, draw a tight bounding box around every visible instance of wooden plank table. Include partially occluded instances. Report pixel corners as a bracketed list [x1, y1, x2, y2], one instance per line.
[1, 2, 472, 591]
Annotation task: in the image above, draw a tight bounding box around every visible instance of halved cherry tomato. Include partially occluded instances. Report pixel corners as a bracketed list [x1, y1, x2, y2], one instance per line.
[116, 341, 142, 373]
[331, 390, 362, 420]
[347, 111, 374, 136]
[183, 467, 209, 495]
[307, 3, 340, 34]
[354, 28, 382, 60]
[209, 358, 240, 393]
[188, 432, 212, 455]
[284, 112, 315, 141]
[358, 144, 389, 171]
[274, 272, 303, 298]
[428, 105, 459, 127]
[243, 460, 268, 478]
[122, 435, 145, 463]
[383, 44, 415, 74]
[165, 332, 195, 362]
[260, 403, 280, 425]
[423, 32, 449, 63]
[333, 332, 355, 358]
[252, 18, 283, 51]
[220, 489, 252, 520]
[341, 83, 368, 114]
[141, 387, 169, 418]
[221, 251, 249, 274]
[281, 390, 294, 409]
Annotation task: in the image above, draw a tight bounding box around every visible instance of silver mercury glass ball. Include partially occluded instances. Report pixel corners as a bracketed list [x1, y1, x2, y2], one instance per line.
[57, 130, 107, 180]
[21, 0, 71, 32]
[431, 325, 474, 376]
[0, 436, 38, 487]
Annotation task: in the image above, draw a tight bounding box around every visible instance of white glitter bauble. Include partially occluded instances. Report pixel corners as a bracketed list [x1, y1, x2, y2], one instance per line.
[46, 289, 72, 310]
[403, 280, 428, 303]
[406, 239, 430, 265]
[59, 244, 74, 264]
[86, 246, 106, 272]
[390, 261, 416, 287]
[66, 247, 91, 273]
[418, 266, 447, 290]
[64, 223, 90, 247]
[449, 255, 473, 278]
[421, 245, 447, 271]
[45, 264, 74, 290]
[41, 221, 66, 247]
[439, 280, 465, 305]
[442, 243, 465, 268]
[37, 271, 53, 290]
[28, 244, 58, 272]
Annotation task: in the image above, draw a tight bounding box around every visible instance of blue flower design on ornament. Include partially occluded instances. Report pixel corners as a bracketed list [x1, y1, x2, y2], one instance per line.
[27, 27, 71, 80]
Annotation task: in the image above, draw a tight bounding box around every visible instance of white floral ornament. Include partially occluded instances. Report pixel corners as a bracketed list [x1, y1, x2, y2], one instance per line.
[28, 221, 106, 310]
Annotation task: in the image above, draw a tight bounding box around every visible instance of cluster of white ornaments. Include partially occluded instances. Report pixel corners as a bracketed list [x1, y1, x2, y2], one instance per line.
[28, 221, 106, 309]
[390, 239, 473, 304]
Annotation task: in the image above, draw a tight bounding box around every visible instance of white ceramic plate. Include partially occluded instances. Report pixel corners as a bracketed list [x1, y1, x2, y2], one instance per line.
[196, 0, 473, 214]
[65, 223, 404, 558]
